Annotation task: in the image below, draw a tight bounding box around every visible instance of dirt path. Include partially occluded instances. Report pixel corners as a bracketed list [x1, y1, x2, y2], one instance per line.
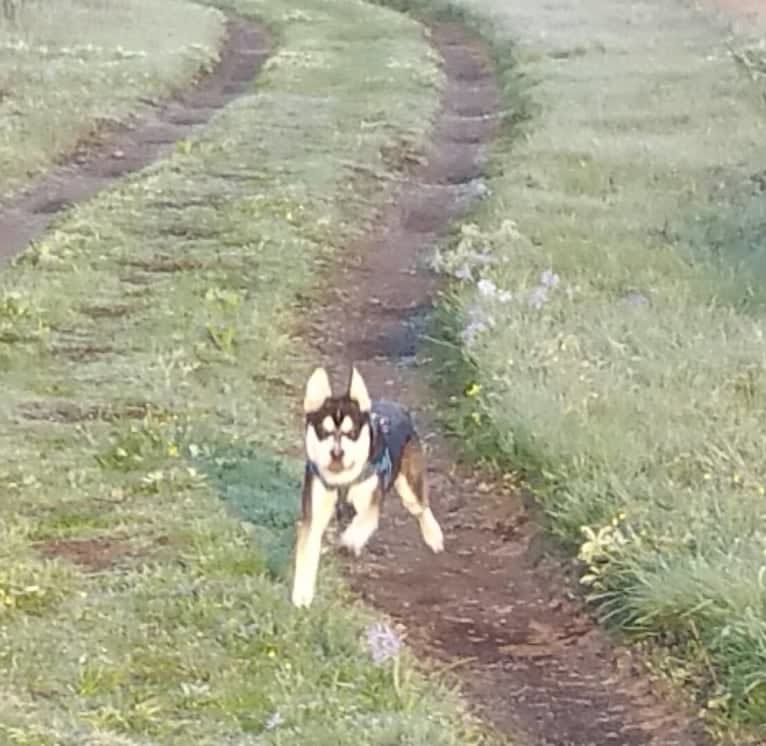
[0, 18, 270, 262]
[308, 22, 711, 746]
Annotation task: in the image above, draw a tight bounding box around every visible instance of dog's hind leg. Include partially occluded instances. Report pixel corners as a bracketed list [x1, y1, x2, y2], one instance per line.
[292, 474, 337, 608]
[340, 474, 381, 556]
[394, 437, 444, 553]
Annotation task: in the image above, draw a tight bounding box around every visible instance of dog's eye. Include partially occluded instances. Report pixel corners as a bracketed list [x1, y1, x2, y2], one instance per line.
[339, 416, 354, 435]
[320, 415, 335, 437]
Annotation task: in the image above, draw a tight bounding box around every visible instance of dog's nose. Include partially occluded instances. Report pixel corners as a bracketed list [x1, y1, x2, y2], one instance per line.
[331, 443, 344, 461]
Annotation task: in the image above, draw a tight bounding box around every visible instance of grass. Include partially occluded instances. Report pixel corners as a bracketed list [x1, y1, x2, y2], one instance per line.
[0, 0, 494, 742]
[385, 0, 766, 735]
[0, 0, 225, 199]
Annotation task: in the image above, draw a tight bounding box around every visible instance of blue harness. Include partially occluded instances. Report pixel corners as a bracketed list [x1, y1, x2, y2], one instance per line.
[353, 441, 394, 492]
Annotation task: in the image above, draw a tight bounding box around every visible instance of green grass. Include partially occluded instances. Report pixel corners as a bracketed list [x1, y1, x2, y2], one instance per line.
[390, 0, 766, 734]
[0, 0, 225, 199]
[0, 0, 493, 742]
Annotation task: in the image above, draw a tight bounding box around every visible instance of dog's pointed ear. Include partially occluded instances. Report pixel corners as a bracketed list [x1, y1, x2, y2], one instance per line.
[304, 367, 332, 413]
[348, 366, 371, 412]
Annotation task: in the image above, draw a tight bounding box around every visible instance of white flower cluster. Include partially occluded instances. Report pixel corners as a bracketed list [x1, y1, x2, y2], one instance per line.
[432, 220, 566, 349]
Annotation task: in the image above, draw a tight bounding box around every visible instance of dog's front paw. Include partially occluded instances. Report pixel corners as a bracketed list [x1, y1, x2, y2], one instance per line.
[420, 509, 445, 554]
[291, 582, 315, 608]
[338, 526, 366, 557]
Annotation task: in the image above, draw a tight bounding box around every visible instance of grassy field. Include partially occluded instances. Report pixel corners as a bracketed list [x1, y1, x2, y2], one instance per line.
[0, 0, 496, 743]
[0, 0, 224, 199]
[388, 0, 766, 733]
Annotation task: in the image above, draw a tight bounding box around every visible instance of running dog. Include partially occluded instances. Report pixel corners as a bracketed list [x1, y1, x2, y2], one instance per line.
[291, 366, 444, 607]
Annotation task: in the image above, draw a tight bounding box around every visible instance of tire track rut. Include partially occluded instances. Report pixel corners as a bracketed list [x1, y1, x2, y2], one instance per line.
[0, 18, 270, 262]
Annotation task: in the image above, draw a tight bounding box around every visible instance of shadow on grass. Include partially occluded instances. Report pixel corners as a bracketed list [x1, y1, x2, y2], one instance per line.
[678, 183, 766, 311]
[197, 446, 301, 581]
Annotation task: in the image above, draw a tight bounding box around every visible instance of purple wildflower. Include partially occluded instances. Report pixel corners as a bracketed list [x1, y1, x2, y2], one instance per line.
[477, 278, 497, 297]
[366, 622, 402, 665]
[540, 269, 560, 289]
[461, 304, 495, 346]
[528, 285, 549, 310]
[622, 291, 649, 308]
[461, 319, 489, 346]
[477, 277, 511, 303]
[528, 269, 562, 309]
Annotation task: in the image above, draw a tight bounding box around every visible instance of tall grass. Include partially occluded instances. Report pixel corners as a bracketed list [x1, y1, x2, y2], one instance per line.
[398, 0, 766, 730]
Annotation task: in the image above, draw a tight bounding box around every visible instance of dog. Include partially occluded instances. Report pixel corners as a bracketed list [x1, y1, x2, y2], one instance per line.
[291, 366, 444, 607]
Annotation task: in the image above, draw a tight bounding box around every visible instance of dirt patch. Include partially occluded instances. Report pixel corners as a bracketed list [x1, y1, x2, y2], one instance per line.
[0, 18, 271, 263]
[119, 256, 207, 273]
[79, 303, 138, 319]
[307, 21, 710, 746]
[50, 343, 115, 361]
[37, 537, 142, 572]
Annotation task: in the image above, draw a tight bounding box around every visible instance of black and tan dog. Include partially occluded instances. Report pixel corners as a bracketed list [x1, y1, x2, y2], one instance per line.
[291, 366, 444, 607]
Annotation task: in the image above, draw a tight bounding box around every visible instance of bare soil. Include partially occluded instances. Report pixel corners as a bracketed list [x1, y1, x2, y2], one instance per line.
[36, 537, 142, 572]
[0, 18, 271, 263]
[308, 22, 712, 746]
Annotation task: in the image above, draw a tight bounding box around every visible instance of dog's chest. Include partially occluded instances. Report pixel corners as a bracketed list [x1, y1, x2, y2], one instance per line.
[334, 399, 415, 526]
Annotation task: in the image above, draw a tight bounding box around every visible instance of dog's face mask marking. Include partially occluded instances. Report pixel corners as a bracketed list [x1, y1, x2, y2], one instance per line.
[304, 367, 372, 486]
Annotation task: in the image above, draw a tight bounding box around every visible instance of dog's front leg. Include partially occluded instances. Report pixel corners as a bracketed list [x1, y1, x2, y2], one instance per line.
[292, 474, 337, 608]
[339, 474, 381, 556]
